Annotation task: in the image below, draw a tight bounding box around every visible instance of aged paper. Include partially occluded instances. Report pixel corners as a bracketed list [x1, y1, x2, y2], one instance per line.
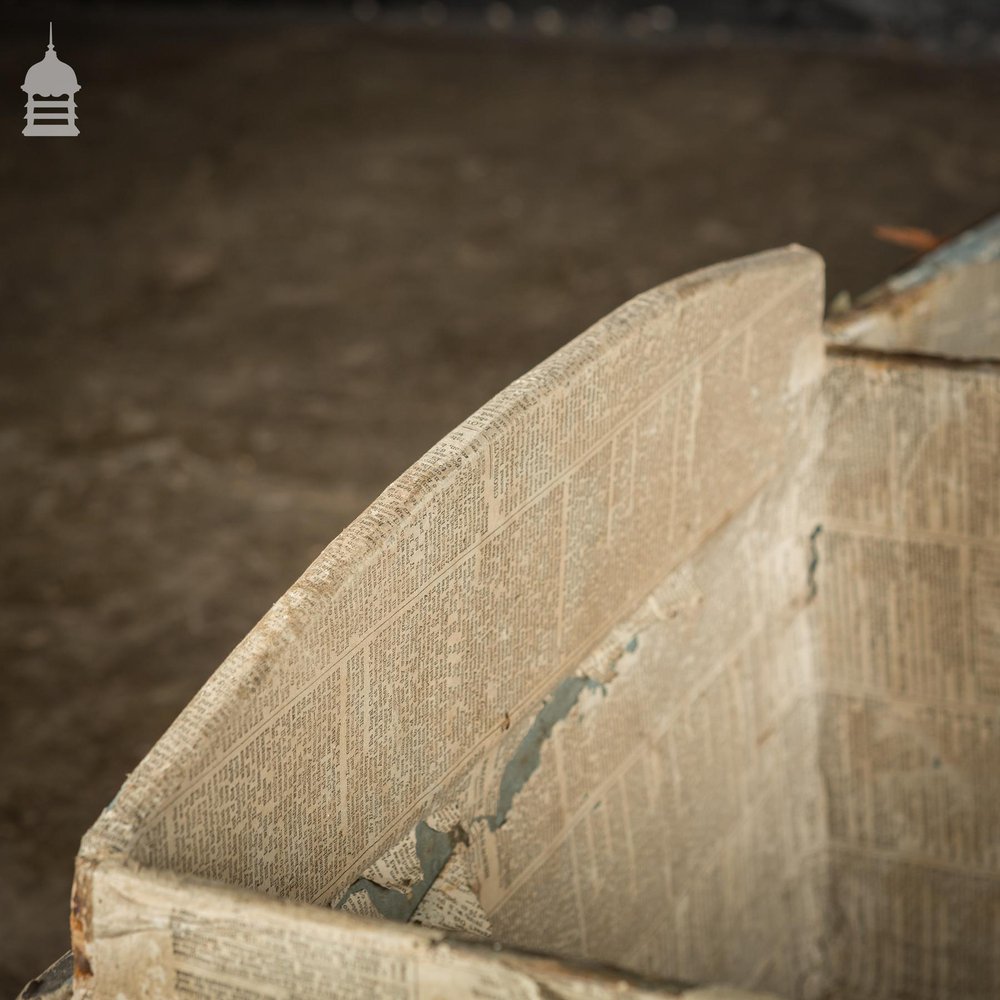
[809, 353, 1000, 999]
[69, 242, 1000, 1000]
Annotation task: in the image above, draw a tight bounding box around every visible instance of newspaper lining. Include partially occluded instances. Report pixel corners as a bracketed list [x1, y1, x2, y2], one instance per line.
[72, 246, 1000, 1000]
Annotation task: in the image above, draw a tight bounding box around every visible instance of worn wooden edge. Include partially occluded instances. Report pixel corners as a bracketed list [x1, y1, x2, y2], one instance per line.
[825, 212, 1000, 362]
[17, 951, 73, 1000]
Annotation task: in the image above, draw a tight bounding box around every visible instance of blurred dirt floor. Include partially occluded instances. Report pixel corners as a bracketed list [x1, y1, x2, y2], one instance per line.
[1, 10, 999, 993]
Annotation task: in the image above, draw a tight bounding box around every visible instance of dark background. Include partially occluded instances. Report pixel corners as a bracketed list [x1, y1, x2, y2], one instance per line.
[2, 2, 998, 994]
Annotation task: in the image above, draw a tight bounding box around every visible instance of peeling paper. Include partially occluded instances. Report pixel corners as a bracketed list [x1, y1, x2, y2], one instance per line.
[336, 566, 710, 942]
[338, 807, 467, 922]
[491, 675, 605, 831]
[412, 848, 492, 938]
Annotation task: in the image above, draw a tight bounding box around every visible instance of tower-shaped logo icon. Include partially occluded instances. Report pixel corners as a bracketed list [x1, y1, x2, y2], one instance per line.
[22, 23, 80, 137]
